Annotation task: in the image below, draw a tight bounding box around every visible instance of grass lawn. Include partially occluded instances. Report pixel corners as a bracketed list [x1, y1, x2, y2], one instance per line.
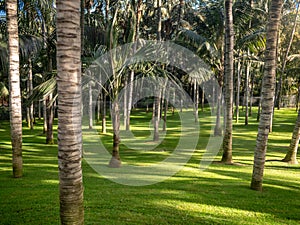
[0, 107, 300, 224]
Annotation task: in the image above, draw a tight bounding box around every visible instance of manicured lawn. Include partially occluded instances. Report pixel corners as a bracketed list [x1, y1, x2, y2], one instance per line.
[0, 107, 299, 224]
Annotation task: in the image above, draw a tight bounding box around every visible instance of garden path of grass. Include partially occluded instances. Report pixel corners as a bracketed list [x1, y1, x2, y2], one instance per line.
[0, 107, 299, 224]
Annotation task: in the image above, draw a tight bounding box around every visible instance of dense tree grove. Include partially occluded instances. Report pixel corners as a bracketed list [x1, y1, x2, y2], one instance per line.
[1, 0, 300, 224]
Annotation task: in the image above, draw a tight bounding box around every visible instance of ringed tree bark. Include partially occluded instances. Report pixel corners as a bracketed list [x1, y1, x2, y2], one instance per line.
[250, 0, 283, 191]
[221, 0, 234, 164]
[56, 0, 84, 224]
[6, 0, 23, 178]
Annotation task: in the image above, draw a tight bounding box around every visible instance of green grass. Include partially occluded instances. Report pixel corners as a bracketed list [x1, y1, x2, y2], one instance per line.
[0, 107, 300, 224]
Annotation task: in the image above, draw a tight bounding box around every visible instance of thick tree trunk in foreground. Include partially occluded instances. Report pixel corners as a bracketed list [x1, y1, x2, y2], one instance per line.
[7, 0, 23, 178]
[56, 0, 84, 224]
[251, 0, 283, 191]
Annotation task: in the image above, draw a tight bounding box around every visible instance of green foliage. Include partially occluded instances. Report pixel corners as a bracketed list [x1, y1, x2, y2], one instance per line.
[0, 106, 9, 120]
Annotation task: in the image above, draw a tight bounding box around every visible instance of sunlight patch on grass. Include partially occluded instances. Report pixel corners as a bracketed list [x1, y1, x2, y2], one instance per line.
[152, 200, 282, 225]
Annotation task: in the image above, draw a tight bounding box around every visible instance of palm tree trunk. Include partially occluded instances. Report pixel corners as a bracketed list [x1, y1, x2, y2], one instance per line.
[56, 0, 84, 223]
[235, 55, 241, 123]
[275, 2, 299, 110]
[296, 85, 300, 112]
[201, 87, 205, 112]
[97, 94, 101, 122]
[245, 61, 250, 125]
[157, 0, 162, 41]
[163, 89, 168, 132]
[27, 58, 34, 129]
[214, 86, 222, 136]
[126, 70, 134, 130]
[89, 81, 93, 129]
[126, 0, 142, 130]
[249, 73, 255, 116]
[102, 90, 107, 134]
[38, 100, 41, 119]
[46, 94, 54, 144]
[194, 81, 199, 123]
[282, 110, 300, 164]
[43, 98, 47, 133]
[7, 0, 23, 178]
[153, 88, 161, 142]
[80, 0, 85, 56]
[109, 100, 121, 167]
[222, 0, 234, 163]
[251, 0, 283, 191]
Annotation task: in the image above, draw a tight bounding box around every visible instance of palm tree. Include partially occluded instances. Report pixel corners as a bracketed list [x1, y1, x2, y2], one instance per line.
[275, 1, 300, 109]
[282, 109, 300, 164]
[222, 0, 234, 164]
[250, 0, 284, 191]
[56, 0, 84, 223]
[6, 0, 23, 178]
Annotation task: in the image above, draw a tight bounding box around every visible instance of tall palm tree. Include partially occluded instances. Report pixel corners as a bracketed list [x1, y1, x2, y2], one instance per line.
[56, 0, 84, 223]
[275, 1, 300, 109]
[222, 0, 234, 163]
[250, 0, 284, 191]
[6, 0, 23, 178]
[153, 0, 162, 142]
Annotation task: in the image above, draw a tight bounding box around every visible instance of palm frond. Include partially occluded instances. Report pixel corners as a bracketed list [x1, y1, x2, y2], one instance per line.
[0, 81, 9, 98]
[176, 29, 217, 57]
[287, 54, 300, 62]
[19, 34, 43, 60]
[25, 76, 56, 106]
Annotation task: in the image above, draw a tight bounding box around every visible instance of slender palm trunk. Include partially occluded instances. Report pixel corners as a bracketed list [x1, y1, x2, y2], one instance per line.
[214, 86, 222, 136]
[201, 87, 205, 112]
[296, 85, 300, 112]
[249, 74, 255, 116]
[57, 1, 84, 223]
[235, 55, 241, 123]
[245, 61, 250, 125]
[38, 100, 41, 119]
[97, 94, 101, 122]
[109, 100, 121, 167]
[251, 0, 283, 191]
[102, 90, 107, 134]
[46, 94, 54, 144]
[152, 0, 162, 141]
[282, 110, 300, 164]
[7, 0, 23, 178]
[222, 0, 234, 163]
[43, 98, 47, 133]
[153, 88, 161, 142]
[126, 70, 134, 130]
[276, 2, 299, 110]
[27, 58, 34, 129]
[163, 90, 168, 132]
[194, 81, 199, 123]
[89, 81, 93, 129]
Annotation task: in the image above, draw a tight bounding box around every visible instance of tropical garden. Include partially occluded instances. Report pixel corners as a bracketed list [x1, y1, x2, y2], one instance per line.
[0, 0, 300, 224]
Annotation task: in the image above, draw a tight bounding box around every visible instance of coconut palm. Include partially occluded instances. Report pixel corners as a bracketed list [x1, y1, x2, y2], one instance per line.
[222, 0, 234, 163]
[6, 0, 23, 178]
[275, 1, 300, 109]
[251, 0, 284, 191]
[56, 0, 84, 223]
